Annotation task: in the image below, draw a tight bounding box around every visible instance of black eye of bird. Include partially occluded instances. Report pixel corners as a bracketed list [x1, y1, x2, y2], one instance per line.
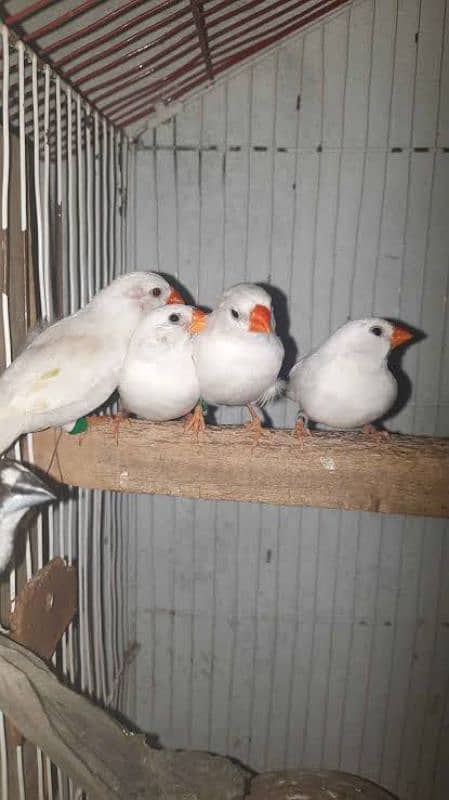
[152, 287, 162, 297]
[370, 326, 383, 337]
[169, 313, 180, 323]
[231, 308, 239, 319]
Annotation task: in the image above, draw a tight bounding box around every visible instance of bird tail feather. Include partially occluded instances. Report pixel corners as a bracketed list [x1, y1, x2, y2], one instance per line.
[256, 379, 287, 408]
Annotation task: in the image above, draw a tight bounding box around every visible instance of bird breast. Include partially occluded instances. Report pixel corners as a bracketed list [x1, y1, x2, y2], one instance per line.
[193, 330, 283, 406]
[293, 354, 397, 428]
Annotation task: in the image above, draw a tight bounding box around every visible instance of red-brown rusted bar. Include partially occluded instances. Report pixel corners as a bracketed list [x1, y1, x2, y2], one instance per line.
[81, 0, 307, 101]
[208, 0, 349, 75]
[57, 5, 191, 72]
[105, 0, 334, 117]
[22, 0, 108, 42]
[89, 37, 199, 112]
[42, 0, 158, 54]
[115, 68, 209, 126]
[72, 27, 196, 85]
[117, 0, 348, 126]
[4, 0, 59, 25]
[189, 0, 214, 81]
[88, 46, 203, 102]
[96, 55, 204, 110]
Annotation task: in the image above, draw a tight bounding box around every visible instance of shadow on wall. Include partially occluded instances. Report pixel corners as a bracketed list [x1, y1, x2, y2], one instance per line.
[383, 319, 426, 429]
[258, 282, 298, 379]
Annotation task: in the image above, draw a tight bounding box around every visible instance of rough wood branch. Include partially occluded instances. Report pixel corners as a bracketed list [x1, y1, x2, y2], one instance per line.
[31, 418, 449, 518]
[0, 635, 247, 799]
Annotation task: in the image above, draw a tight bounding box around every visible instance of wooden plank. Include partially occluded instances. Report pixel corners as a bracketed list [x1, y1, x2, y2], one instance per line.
[0, 636, 247, 800]
[31, 419, 449, 518]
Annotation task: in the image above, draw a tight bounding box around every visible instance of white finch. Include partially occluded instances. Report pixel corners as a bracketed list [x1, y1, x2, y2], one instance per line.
[192, 283, 284, 433]
[0, 272, 184, 454]
[118, 304, 206, 421]
[288, 318, 413, 431]
[0, 460, 55, 573]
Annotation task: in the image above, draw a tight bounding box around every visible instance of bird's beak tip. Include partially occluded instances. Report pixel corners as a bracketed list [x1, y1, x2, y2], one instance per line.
[249, 304, 272, 334]
[167, 287, 185, 305]
[189, 308, 207, 333]
[390, 325, 413, 348]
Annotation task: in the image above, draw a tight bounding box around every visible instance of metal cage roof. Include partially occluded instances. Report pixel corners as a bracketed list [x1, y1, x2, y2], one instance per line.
[1, 0, 350, 131]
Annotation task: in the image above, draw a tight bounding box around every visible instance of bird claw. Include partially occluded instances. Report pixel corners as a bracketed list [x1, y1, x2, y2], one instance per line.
[244, 405, 266, 448]
[184, 403, 206, 440]
[293, 414, 312, 447]
[109, 410, 131, 446]
[361, 424, 389, 442]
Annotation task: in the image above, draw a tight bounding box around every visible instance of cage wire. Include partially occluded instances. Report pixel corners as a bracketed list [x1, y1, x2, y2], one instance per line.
[0, 24, 133, 800]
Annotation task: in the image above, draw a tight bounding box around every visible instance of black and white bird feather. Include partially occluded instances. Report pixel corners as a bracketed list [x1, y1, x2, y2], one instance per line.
[0, 460, 56, 573]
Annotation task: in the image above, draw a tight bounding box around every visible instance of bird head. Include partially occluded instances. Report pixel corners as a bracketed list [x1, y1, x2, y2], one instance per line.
[215, 283, 274, 335]
[0, 460, 56, 515]
[328, 318, 413, 360]
[92, 272, 185, 313]
[133, 304, 207, 347]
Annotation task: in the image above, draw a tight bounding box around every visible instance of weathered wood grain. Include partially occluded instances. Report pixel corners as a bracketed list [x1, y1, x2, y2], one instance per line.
[31, 418, 449, 518]
[0, 634, 247, 800]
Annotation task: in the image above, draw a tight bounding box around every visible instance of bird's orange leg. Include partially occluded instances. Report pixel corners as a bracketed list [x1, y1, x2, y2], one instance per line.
[293, 412, 312, 446]
[362, 423, 389, 442]
[184, 402, 206, 438]
[244, 404, 265, 445]
[110, 409, 131, 446]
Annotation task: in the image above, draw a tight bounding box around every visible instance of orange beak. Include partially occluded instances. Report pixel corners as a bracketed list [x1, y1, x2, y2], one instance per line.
[390, 325, 413, 349]
[167, 287, 185, 304]
[249, 304, 272, 334]
[189, 307, 207, 334]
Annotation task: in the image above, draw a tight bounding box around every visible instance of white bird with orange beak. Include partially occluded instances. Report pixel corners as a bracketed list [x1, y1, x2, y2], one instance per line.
[0, 271, 184, 454]
[119, 304, 206, 422]
[288, 318, 413, 435]
[191, 283, 284, 435]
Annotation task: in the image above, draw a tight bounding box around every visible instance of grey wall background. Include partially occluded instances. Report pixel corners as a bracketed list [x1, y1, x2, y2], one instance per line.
[128, 1, 449, 797]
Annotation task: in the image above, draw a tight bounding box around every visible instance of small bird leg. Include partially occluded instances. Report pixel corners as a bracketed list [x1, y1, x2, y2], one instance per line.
[111, 409, 130, 446]
[362, 423, 389, 442]
[184, 402, 206, 438]
[293, 412, 312, 447]
[244, 404, 265, 445]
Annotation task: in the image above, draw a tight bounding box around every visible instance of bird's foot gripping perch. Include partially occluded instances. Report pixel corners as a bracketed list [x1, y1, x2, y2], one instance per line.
[184, 401, 207, 438]
[361, 423, 389, 442]
[244, 405, 265, 446]
[293, 412, 312, 445]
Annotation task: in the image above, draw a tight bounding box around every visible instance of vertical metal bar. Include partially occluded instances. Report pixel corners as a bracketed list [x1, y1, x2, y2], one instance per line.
[0, 711, 8, 800]
[17, 44, 27, 234]
[120, 134, 127, 276]
[102, 118, 108, 288]
[42, 77, 57, 800]
[94, 112, 101, 293]
[43, 64, 52, 320]
[37, 746, 45, 800]
[16, 745, 26, 800]
[1, 26, 19, 621]
[109, 125, 116, 282]
[67, 88, 77, 313]
[86, 107, 94, 300]
[77, 95, 87, 307]
[127, 141, 136, 270]
[32, 53, 46, 320]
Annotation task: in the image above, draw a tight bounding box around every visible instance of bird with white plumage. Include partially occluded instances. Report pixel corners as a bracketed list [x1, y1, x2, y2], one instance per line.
[287, 317, 413, 437]
[0, 271, 184, 455]
[119, 304, 206, 423]
[192, 283, 284, 437]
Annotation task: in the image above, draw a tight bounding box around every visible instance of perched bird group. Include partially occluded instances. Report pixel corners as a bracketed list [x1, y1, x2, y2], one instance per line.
[0, 270, 416, 456]
[0, 271, 417, 572]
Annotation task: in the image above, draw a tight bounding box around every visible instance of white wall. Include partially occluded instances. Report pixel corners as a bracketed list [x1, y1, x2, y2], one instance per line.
[130, 1, 449, 797]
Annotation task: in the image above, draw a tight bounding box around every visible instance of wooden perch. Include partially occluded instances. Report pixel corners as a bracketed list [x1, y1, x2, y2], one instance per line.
[31, 417, 449, 518]
[0, 634, 247, 799]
